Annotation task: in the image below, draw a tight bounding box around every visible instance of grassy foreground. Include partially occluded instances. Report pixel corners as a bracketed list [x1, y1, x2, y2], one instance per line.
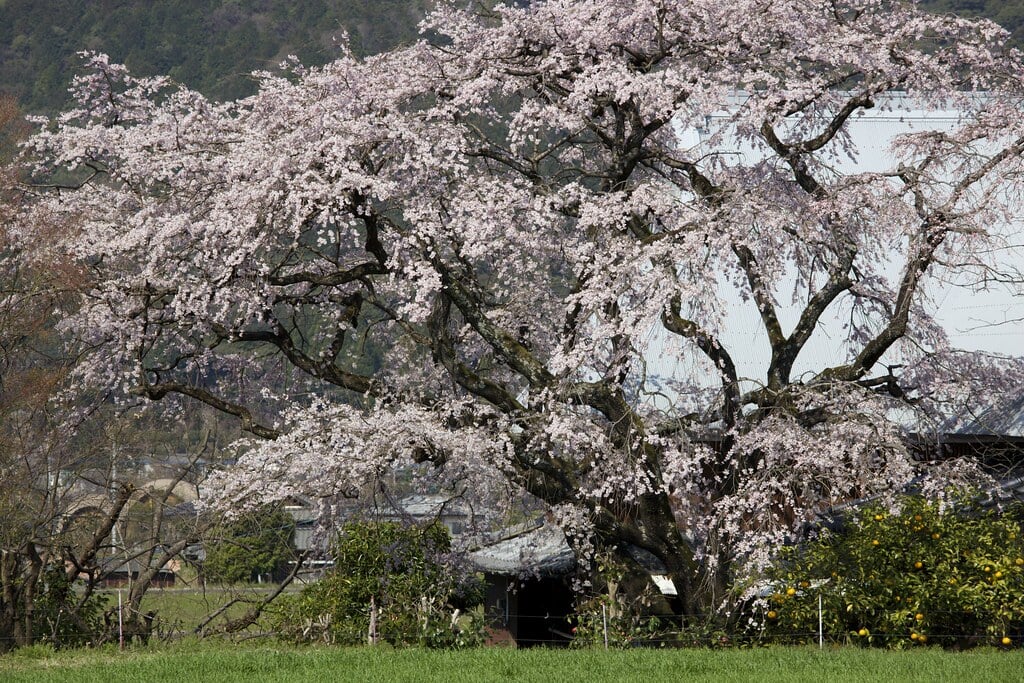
[3, 642, 1024, 683]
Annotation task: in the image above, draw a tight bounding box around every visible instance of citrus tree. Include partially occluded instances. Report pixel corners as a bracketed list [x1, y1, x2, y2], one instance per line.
[760, 497, 1024, 648]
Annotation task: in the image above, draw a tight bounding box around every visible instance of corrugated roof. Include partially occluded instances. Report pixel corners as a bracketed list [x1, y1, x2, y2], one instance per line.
[976, 474, 1024, 509]
[394, 494, 470, 518]
[469, 525, 680, 596]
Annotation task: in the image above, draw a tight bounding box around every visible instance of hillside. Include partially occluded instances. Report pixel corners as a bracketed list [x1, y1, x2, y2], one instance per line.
[922, 0, 1024, 44]
[0, 0, 427, 113]
[0, 1, 1021, 114]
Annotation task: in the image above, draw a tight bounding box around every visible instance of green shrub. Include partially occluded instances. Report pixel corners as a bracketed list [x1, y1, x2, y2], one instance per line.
[757, 496, 1024, 648]
[28, 565, 104, 648]
[571, 552, 678, 648]
[270, 520, 485, 648]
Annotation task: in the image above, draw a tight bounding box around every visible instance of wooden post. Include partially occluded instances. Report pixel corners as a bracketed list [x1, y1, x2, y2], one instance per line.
[368, 596, 379, 645]
[818, 593, 824, 649]
[602, 604, 608, 650]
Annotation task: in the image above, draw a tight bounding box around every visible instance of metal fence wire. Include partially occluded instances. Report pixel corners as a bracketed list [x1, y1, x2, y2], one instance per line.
[3, 603, 1022, 650]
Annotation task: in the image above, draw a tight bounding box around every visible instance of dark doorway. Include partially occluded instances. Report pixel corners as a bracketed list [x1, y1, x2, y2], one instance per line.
[515, 576, 574, 647]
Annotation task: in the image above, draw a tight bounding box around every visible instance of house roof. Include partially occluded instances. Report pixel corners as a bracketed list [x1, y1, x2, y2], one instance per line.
[468, 522, 680, 595]
[952, 394, 1024, 439]
[815, 472, 1024, 536]
[98, 555, 175, 575]
[976, 474, 1024, 510]
[393, 494, 471, 518]
[468, 522, 575, 576]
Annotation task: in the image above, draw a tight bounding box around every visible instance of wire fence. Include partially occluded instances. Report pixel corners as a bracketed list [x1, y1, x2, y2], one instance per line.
[2, 601, 1023, 650]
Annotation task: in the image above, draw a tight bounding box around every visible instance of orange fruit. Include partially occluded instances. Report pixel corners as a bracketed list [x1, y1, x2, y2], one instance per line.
[1002, 636, 1012, 646]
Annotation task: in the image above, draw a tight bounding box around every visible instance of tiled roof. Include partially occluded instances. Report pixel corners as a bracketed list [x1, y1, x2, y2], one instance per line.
[468, 523, 575, 576]
[952, 394, 1024, 439]
[976, 474, 1024, 509]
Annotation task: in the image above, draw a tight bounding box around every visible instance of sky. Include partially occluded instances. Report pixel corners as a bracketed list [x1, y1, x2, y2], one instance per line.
[643, 95, 1024, 406]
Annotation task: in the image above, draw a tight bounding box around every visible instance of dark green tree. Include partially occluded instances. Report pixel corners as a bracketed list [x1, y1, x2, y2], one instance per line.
[203, 506, 296, 584]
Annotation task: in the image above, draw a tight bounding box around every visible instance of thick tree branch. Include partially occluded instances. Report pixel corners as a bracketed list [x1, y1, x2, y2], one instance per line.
[138, 380, 281, 439]
[661, 295, 741, 428]
[212, 324, 375, 397]
[438, 270, 554, 388]
[426, 294, 525, 413]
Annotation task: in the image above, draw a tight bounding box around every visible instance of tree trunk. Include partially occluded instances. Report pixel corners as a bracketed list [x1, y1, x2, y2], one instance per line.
[589, 490, 714, 624]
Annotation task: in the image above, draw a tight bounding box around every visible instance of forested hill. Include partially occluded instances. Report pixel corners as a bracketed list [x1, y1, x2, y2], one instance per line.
[0, 0, 428, 113]
[0, 0, 1022, 114]
[922, 0, 1024, 43]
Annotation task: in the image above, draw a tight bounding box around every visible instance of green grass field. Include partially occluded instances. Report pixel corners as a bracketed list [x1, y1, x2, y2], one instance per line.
[3, 642, 1024, 683]
[96, 582, 302, 637]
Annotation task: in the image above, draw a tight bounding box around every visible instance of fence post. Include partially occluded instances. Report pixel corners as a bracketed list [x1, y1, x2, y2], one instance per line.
[117, 589, 124, 651]
[602, 604, 608, 650]
[818, 593, 823, 649]
[368, 596, 379, 646]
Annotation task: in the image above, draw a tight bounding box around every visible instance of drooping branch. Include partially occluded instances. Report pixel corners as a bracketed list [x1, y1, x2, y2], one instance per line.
[138, 380, 281, 439]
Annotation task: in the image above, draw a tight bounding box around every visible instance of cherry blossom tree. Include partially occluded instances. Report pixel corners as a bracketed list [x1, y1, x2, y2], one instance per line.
[17, 0, 1024, 615]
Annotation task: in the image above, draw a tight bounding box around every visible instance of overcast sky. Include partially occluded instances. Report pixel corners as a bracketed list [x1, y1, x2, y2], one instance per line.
[643, 97, 1024, 406]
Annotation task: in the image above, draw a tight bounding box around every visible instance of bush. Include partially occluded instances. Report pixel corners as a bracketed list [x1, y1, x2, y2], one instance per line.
[270, 520, 485, 648]
[757, 496, 1024, 648]
[571, 552, 678, 648]
[30, 564, 104, 648]
[570, 552, 730, 649]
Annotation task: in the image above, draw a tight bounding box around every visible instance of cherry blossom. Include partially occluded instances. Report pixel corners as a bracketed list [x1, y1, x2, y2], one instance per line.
[17, 0, 1024, 614]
